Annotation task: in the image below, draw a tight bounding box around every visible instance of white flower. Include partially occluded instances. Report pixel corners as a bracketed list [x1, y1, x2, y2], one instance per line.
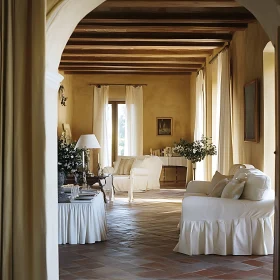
[193, 149, 197, 154]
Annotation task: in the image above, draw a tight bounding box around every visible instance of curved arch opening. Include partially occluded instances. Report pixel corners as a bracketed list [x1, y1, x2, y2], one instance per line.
[45, 1, 280, 279]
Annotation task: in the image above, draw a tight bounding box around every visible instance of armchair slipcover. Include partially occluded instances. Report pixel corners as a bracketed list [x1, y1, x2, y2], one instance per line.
[104, 156, 162, 201]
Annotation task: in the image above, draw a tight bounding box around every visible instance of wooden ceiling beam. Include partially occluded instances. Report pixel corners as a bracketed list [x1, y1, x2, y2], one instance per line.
[59, 66, 200, 71]
[63, 49, 211, 57]
[60, 56, 206, 63]
[81, 16, 255, 25]
[64, 71, 192, 75]
[66, 41, 223, 49]
[69, 32, 232, 42]
[101, 0, 241, 8]
[75, 24, 247, 33]
[59, 62, 203, 68]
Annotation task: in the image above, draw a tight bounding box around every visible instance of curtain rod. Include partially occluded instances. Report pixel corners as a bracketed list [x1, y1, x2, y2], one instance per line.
[208, 44, 230, 65]
[89, 83, 147, 87]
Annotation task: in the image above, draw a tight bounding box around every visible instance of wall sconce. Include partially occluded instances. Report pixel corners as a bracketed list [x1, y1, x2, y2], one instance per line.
[59, 85, 68, 106]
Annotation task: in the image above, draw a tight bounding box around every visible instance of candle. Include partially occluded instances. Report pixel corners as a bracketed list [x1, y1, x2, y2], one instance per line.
[98, 153, 100, 164]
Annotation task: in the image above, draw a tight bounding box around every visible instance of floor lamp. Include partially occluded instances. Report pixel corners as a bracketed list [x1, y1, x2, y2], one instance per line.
[75, 134, 101, 186]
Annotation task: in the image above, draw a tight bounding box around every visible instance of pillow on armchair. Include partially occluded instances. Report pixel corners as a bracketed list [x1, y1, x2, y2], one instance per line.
[117, 158, 135, 175]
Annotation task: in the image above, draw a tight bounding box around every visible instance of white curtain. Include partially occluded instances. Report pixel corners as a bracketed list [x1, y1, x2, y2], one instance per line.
[93, 86, 111, 168]
[125, 86, 143, 156]
[0, 0, 54, 279]
[211, 59, 220, 175]
[217, 49, 233, 174]
[194, 70, 206, 180]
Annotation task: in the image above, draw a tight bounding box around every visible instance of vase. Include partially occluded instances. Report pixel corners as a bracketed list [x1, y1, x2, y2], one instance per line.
[58, 171, 70, 203]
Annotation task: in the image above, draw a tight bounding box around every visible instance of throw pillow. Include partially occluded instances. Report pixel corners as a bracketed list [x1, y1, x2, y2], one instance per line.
[211, 171, 233, 189]
[123, 158, 135, 175]
[117, 158, 135, 175]
[221, 179, 246, 199]
[208, 178, 230, 197]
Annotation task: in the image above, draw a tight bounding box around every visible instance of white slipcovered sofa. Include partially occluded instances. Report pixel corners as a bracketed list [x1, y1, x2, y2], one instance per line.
[104, 156, 162, 201]
[174, 168, 274, 255]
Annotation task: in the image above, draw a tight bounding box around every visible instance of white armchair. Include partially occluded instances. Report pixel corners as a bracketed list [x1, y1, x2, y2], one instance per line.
[174, 167, 274, 256]
[103, 156, 162, 201]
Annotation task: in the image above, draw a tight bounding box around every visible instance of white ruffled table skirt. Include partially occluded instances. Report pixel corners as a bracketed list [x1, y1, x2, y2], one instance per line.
[58, 192, 107, 244]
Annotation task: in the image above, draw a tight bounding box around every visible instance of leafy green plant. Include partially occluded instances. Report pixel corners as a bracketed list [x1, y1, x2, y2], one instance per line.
[174, 135, 217, 163]
[58, 139, 83, 175]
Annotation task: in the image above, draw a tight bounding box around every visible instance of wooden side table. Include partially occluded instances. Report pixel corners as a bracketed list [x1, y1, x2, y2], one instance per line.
[65, 175, 110, 203]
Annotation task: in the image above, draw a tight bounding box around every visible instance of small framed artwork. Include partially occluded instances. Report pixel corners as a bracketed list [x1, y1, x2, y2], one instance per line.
[244, 79, 259, 142]
[157, 117, 172, 136]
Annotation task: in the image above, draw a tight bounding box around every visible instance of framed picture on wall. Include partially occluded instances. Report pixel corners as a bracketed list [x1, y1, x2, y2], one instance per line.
[244, 79, 259, 142]
[157, 117, 172, 136]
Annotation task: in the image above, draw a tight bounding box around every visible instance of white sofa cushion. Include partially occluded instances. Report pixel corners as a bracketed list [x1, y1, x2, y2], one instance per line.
[234, 168, 271, 201]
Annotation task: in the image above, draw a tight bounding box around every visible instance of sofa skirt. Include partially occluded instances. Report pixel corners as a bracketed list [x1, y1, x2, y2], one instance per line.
[173, 217, 273, 255]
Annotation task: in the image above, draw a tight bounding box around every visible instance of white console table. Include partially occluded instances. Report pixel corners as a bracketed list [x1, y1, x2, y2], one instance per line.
[159, 156, 188, 183]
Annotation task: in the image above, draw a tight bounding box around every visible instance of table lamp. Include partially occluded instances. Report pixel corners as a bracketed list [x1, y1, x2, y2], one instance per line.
[75, 134, 101, 185]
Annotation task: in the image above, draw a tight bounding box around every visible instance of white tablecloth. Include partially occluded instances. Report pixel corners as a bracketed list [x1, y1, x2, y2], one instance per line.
[58, 192, 107, 244]
[159, 156, 188, 167]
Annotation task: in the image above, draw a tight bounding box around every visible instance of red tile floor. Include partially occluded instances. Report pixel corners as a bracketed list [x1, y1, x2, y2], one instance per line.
[59, 189, 273, 280]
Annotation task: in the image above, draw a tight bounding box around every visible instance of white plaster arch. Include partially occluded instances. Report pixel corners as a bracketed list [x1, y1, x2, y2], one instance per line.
[44, 2, 280, 279]
[46, 0, 105, 72]
[264, 41, 276, 53]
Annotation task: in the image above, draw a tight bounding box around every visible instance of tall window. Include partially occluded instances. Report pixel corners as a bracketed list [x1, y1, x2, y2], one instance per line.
[108, 102, 126, 163]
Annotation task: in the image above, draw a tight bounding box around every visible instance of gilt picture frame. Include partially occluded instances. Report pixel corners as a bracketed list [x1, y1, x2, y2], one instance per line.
[157, 117, 172, 136]
[244, 79, 259, 142]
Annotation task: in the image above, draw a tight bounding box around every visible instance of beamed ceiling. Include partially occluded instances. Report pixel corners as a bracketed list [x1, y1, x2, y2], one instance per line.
[59, 0, 256, 75]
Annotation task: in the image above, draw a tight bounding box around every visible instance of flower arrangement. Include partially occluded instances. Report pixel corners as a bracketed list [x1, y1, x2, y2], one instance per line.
[58, 139, 83, 175]
[174, 135, 217, 163]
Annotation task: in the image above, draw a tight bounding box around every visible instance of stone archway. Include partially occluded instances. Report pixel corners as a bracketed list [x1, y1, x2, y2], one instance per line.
[45, 1, 280, 279]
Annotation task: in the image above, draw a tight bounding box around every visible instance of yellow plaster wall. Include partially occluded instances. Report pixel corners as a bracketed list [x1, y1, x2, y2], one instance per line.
[57, 71, 74, 137]
[231, 22, 269, 170]
[71, 74, 192, 155]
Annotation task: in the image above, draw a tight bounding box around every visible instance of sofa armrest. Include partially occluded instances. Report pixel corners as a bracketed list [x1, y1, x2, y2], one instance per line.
[130, 167, 149, 176]
[103, 166, 115, 174]
[186, 181, 212, 194]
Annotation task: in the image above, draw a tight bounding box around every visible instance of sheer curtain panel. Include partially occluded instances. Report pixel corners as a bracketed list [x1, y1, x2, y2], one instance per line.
[93, 86, 111, 168]
[194, 70, 206, 180]
[217, 49, 233, 174]
[125, 86, 143, 156]
[0, 0, 54, 279]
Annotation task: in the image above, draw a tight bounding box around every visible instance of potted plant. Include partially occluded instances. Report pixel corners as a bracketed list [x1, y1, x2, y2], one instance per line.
[57, 138, 83, 202]
[174, 135, 217, 179]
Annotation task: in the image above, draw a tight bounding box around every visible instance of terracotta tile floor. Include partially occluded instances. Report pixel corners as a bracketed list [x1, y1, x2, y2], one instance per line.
[59, 189, 273, 280]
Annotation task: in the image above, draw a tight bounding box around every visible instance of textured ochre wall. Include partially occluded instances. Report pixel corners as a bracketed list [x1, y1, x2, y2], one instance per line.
[231, 22, 269, 170]
[70, 74, 192, 155]
[57, 71, 74, 137]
